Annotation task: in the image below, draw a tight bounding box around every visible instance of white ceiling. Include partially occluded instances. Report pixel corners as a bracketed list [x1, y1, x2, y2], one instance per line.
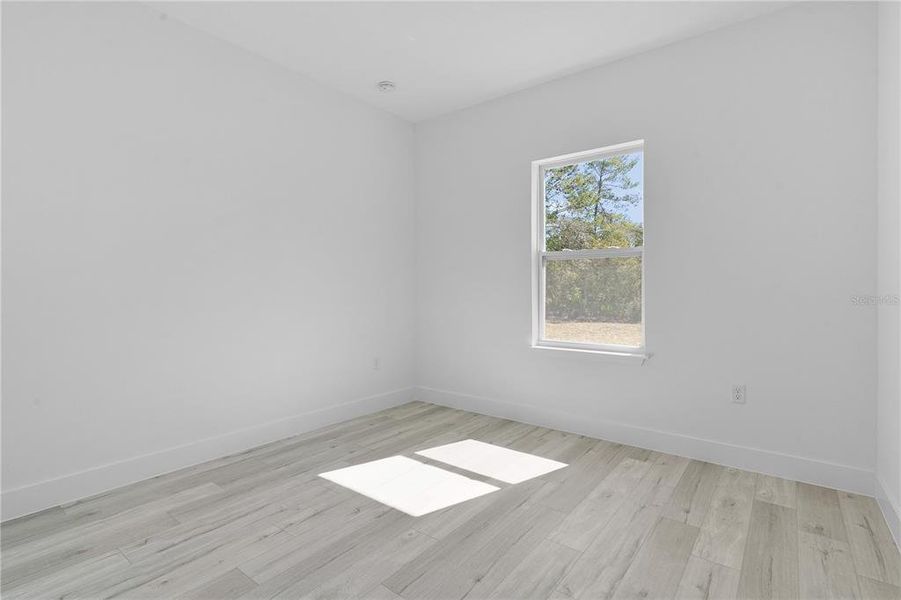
[155, 2, 788, 122]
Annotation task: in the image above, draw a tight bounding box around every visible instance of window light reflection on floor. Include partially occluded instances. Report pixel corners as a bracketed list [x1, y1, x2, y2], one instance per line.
[318, 455, 498, 517]
[319, 440, 567, 516]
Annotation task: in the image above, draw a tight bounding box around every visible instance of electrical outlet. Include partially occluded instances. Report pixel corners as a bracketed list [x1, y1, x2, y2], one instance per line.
[732, 384, 747, 404]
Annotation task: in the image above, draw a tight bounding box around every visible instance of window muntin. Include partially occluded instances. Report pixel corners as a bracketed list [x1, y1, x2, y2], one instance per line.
[533, 141, 644, 352]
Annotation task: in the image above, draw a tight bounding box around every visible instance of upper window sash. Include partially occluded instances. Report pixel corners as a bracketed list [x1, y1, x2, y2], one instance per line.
[537, 141, 644, 254]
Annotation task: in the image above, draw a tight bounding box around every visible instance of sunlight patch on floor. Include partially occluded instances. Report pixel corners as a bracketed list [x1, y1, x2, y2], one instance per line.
[318, 455, 499, 517]
[416, 439, 567, 484]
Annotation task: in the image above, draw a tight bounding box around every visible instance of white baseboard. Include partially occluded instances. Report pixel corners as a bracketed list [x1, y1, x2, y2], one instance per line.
[876, 476, 901, 550]
[416, 385, 875, 496]
[1, 387, 413, 522]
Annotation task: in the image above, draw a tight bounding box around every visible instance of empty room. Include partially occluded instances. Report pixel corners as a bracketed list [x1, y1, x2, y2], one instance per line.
[2, 1, 900, 598]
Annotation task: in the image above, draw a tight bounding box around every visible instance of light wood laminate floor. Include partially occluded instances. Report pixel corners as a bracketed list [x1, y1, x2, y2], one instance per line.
[2, 402, 899, 599]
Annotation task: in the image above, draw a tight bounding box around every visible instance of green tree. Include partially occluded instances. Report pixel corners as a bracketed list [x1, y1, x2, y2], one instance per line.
[544, 154, 642, 250]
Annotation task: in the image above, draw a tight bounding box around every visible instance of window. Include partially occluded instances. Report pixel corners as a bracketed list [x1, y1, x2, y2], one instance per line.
[532, 140, 645, 354]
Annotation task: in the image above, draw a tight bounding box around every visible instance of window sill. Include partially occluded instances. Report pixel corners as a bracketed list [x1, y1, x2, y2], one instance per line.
[531, 343, 650, 365]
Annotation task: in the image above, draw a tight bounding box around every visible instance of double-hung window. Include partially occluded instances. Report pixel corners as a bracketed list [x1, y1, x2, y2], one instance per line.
[532, 140, 645, 355]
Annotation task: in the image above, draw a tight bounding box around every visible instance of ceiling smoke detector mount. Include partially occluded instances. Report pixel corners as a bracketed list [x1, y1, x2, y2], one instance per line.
[376, 80, 397, 93]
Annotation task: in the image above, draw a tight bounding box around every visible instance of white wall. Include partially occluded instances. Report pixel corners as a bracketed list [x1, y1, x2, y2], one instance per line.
[415, 3, 878, 493]
[877, 0, 901, 544]
[1, 2, 415, 520]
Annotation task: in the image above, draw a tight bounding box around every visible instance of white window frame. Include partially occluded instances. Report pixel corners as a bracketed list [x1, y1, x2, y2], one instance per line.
[530, 140, 647, 359]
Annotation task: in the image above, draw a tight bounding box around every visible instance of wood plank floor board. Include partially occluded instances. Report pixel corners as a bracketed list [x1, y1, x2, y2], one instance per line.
[382, 479, 552, 599]
[254, 438, 368, 470]
[610, 517, 699, 599]
[238, 512, 416, 599]
[857, 576, 901, 599]
[120, 496, 305, 565]
[5, 482, 219, 561]
[642, 452, 692, 490]
[370, 410, 487, 451]
[399, 415, 502, 456]
[181, 568, 259, 600]
[41, 524, 290, 600]
[662, 460, 724, 527]
[548, 457, 652, 551]
[550, 506, 660, 600]
[549, 434, 604, 464]
[383, 401, 435, 420]
[1, 551, 131, 600]
[0, 506, 99, 552]
[531, 441, 627, 512]
[755, 475, 798, 509]
[799, 531, 862, 600]
[351, 422, 497, 466]
[838, 491, 901, 587]
[199, 460, 342, 507]
[692, 467, 757, 569]
[179, 442, 370, 508]
[358, 585, 406, 600]
[411, 489, 501, 541]
[451, 504, 567, 600]
[2, 402, 897, 600]
[505, 428, 597, 467]
[295, 528, 436, 600]
[56, 466, 225, 519]
[263, 413, 400, 455]
[466, 419, 541, 449]
[168, 468, 337, 525]
[675, 556, 741, 600]
[113, 526, 292, 598]
[539, 437, 617, 483]
[736, 500, 799, 600]
[351, 408, 472, 452]
[486, 539, 580, 600]
[0, 486, 210, 588]
[551, 471, 677, 599]
[240, 498, 394, 583]
[57, 453, 273, 528]
[265, 407, 444, 465]
[799, 483, 850, 542]
[492, 424, 557, 453]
